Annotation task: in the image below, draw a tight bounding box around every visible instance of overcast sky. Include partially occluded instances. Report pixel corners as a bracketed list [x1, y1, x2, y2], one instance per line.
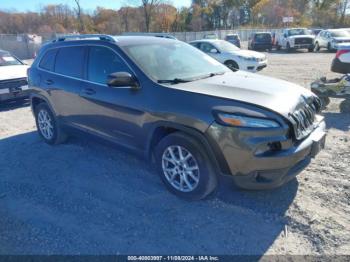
[1, 0, 191, 12]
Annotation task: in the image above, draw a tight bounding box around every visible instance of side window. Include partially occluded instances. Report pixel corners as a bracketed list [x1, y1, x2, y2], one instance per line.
[39, 49, 57, 71]
[199, 43, 216, 53]
[87, 46, 129, 84]
[55, 46, 85, 78]
[190, 42, 199, 48]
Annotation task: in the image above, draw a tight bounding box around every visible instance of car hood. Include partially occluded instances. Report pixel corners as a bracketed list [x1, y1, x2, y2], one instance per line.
[171, 71, 315, 118]
[289, 35, 315, 39]
[333, 37, 350, 42]
[0, 65, 29, 81]
[229, 49, 266, 59]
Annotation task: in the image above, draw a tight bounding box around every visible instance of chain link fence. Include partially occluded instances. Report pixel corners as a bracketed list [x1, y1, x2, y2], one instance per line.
[0, 29, 284, 59]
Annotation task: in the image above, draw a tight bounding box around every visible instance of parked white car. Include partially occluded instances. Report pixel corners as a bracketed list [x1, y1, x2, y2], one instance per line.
[314, 29, 350, 51]
[331, 43, 350, 74]
[189, 39, 267, 72]
[276, 28, 315, 52]
[0, 50, 29, 102]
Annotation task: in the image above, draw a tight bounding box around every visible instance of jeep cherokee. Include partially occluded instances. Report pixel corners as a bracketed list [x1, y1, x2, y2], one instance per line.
[28, 35, 326, 200]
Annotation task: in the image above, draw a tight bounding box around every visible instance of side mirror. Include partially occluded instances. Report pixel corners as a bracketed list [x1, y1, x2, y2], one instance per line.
[210, 48, 218, 54]
[107, 72, 139, 89]
[284, 33, 287, 38]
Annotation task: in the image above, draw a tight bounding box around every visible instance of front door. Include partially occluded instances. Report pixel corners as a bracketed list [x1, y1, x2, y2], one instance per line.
[77, 45, 145, 150]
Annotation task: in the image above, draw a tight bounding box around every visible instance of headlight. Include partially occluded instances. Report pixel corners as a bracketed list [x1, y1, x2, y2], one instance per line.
[216, 113, 280, 128]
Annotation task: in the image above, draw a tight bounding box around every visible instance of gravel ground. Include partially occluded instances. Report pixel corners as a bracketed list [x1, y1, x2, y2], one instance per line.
[0, 50, 349, 255]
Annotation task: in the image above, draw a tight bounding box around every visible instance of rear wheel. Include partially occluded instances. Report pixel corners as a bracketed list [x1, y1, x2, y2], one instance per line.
[224, 60, 239, 71]
[34, 103, 67, 145]
[327, 42, 332, 52]
[155, 132, 218, 200]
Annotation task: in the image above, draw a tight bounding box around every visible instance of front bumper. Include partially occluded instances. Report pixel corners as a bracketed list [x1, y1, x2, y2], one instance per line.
[0, 85, 30, 102]
[206, 117, 326, 190]
[244, 60, 268, 72]
[292, 44, 313, 49]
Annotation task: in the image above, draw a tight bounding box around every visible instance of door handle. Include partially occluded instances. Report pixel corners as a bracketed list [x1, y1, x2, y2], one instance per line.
[45, 79, 54, 85]
[82, 88, 96, 95]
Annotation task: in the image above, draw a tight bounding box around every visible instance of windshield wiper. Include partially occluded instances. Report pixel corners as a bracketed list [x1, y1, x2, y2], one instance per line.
[157, 78, 191, 84]
[157, 72, 226, 85]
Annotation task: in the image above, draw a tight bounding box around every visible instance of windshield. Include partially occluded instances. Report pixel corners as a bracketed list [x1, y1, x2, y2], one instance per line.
[122, 41, 229, 82]
[288, 29, 310, 36]
[214, 40, 240, 52]
[0, 52, 22, 66]
[330, 30, 350, 37]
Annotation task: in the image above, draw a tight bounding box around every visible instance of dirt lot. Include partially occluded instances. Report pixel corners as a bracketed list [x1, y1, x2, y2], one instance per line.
[0, 50, 349, 255]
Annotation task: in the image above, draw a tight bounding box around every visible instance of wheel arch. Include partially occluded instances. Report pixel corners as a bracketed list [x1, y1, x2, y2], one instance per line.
[146, 122, 223, 174]
[30, 94, 56, 116]
[224, 59, 239, 69]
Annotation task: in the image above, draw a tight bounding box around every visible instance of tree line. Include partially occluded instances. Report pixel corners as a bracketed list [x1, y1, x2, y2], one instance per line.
[0, 0, 349, 35]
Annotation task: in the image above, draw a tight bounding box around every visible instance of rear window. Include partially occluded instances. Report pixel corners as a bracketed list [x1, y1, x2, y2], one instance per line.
[55, 47, 85, 78]
[226, 35, 238, 40]
[0, 52, 22, 66]
[255, 34, 272, 41]
[39, 49, 57, 71]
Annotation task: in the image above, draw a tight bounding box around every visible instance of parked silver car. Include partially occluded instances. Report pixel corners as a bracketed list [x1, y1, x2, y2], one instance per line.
[314, 29, 350, 51]
[190, 39, 267, 72]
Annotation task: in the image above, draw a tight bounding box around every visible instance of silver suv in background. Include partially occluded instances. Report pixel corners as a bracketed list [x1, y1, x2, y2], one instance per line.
[190, 39, 267, 72]
[314, 29, 350, 51]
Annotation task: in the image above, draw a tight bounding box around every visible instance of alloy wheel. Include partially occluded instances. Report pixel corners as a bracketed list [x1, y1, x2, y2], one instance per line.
[161, 145, 200, 192]
[37, 109, 54, 140]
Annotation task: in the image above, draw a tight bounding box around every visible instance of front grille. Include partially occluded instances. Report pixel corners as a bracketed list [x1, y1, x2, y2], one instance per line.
[295, 38, 313, 45]
[0, 78, 27, 90]
[289, 97, 322, 140]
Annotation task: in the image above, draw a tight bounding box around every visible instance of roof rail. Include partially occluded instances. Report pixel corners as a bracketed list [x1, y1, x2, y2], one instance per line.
[52, 34, 116, 43]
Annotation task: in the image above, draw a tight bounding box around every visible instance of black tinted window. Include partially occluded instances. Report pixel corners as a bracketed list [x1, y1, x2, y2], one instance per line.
[39, 49, 57, 71]
[87, 46, 129, 84]
[55, 47, 85, 78]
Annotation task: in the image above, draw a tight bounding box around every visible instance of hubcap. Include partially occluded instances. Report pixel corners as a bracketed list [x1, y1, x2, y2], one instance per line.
[37, 109, 54, 140]
[162, 145, 200, 192]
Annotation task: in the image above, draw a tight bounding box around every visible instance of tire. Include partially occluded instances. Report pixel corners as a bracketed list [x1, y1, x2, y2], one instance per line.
[154, 132, 218, 200]
[327, 43, 332, 52]
[320, 97, 330, 110]
[224, 60, 239, 71]
[34, 103, 67, 145]
[276, 42, 281, 50]
[314, 42, 320, 52]
[286, 42, 291, 52]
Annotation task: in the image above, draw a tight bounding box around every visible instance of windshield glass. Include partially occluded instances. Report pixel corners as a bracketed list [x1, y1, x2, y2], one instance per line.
[214, 40, 240, 52]
[0, 52, 22, 66]
[330, 30, 350, 37]
[288, 29, 310, 36]
[122, 41, 229, 82]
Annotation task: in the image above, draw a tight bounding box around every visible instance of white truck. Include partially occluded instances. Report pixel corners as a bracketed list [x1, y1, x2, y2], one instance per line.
[276, 28, 315, 52]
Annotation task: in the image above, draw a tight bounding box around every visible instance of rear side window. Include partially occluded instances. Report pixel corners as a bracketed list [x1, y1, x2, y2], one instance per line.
[55, 47, 85, 78]
[39, 49, 57, 71]
[87, 46, 129, 84]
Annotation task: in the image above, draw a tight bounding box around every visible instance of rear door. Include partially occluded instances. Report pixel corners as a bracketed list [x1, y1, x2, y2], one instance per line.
[47, 46, 87, 124]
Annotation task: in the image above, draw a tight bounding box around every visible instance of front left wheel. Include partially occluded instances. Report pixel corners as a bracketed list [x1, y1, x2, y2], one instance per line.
[155, 132, 218, 200]
[34, 103, 67, 145]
